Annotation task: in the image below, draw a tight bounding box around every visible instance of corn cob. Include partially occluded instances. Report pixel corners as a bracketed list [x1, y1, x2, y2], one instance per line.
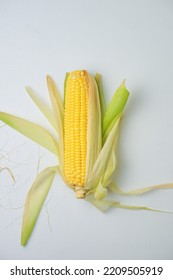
[63, 70, 88, 194]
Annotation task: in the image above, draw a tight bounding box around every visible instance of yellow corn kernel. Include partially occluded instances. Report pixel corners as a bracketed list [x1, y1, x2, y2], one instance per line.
[63, 70, 88, 192]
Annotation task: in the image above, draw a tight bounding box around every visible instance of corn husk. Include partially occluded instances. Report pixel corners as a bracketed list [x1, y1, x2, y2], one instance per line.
[0, 70, 173, 246]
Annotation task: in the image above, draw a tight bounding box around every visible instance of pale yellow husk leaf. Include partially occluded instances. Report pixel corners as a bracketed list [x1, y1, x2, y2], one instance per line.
[46, 75, 64, 169]
[0, 112, 59, 156]
[26, 86, 57, 130]
[85, 73, 102, 181]
[21, 166, 59, 246]
[109, 181, 173, 195]
[86, 117, 120, 192]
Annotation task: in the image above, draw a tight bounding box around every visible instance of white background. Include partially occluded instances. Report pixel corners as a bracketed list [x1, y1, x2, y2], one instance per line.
[0, 0, 173, 260]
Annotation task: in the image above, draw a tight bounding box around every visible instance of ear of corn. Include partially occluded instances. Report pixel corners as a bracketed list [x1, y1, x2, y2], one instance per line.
[63, 70, 101, 198]
[63, 70, 89, 195]
[1, 69, 173, 246]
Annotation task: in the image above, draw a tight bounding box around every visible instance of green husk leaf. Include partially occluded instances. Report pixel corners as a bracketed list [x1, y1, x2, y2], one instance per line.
[103, 80, 129, 139]
[95, 73, 106, 123]
[47, 75, 64, 167]
[109, 181, 173, 195]
[21, 166, 58, 246]
[85, 73, 102, 180]
[0, 112, 59, 156]
[86, 117, 120, 190]
[25, 87, 57, 130]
